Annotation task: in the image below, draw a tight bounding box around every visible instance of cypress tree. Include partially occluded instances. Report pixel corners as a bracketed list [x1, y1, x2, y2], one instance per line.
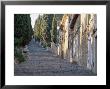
[52, 14, 57, 44]
[14, 14, 33, 47]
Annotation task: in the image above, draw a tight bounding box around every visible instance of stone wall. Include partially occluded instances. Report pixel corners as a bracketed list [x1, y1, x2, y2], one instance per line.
[68, 15, 81, 64]
[88, 14, 97, 73]
[58, 14, 69, 59]
[68, 14, 97, 74]
[51, 14, 97, 74]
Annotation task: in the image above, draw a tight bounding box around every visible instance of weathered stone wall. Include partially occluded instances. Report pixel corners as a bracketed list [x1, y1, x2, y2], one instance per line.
[68, 14, 97, 74]
[79, 14, 97, 74]
[52, 14, 97, 74]
[88, 14, 97, 73]
[58, 14, 69, 59]
[80, 30, 88, 67]
[92, 32, 97, 73]
[78, 14, 86, 66]
[72, 16, 81, 63]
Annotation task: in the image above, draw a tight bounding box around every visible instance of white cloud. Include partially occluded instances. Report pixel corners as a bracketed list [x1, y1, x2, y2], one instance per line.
[30, 14, 39, 29]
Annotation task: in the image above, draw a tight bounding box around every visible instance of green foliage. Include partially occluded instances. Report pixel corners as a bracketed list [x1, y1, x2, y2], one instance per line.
[14, 14, 33, 47]
[34, 15, 47, 42]
[44, 14, 54, 43]
[14, 37, 23, 47]
[34, 14, 63, 47]
[14, 14, 33, 63]
[34, 14, 54, 47]
[55, 14, 63, 21]
[14, 48, 25, 63]
[51, 15, 57, 43]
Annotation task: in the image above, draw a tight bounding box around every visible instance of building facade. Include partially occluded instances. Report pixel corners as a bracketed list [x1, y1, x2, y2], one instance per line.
[51, 14, 97, 74]
[59, 14, 69, 59]
[68, 14, 97, 73]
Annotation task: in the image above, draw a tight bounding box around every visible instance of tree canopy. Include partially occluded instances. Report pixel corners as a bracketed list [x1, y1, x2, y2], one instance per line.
[14, 14, 33, 47]
[34, 14, 63, 47]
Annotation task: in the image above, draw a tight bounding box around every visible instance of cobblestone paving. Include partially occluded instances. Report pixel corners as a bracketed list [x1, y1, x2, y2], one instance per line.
[14, 39, 96, 76]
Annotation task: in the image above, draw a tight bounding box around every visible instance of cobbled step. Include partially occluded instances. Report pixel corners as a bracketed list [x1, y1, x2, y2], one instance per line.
[14, 39, 96, 76]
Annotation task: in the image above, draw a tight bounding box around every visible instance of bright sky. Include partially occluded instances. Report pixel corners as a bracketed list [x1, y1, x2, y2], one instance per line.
[30, 14, 39, 29]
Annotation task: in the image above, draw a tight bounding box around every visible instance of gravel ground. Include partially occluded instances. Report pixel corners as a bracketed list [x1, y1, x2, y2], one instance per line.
[14, 39, 96, 76]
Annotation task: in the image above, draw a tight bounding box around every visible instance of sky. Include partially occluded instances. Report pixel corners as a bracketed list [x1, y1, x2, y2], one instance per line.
[30, 14, 39, 29]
